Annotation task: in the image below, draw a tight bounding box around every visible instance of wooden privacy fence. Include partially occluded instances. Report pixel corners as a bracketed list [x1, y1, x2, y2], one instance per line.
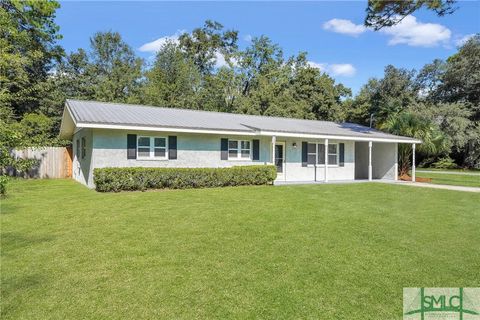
[10, 147, 73, 178]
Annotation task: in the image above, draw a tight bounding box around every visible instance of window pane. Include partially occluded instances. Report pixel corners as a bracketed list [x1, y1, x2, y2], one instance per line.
[241, 141, 250, 149]
[307, 143, 316, 153]
[275, 145, 283, 159]
[229, 149, 237, 157]
[154, 138, 165, 147]
[328, 144, 337, 154]
[138, 137, 150, 147]
[138, 148, 150, 157]
[307, 154, 316, 165]
[154, 148, 166, 157]
[228, 140, 238, 149]
[328, 155, 337, 164]
[81, 138, 86, 158]
[241, 150, 250, 158]
[317, 144, 325, 164]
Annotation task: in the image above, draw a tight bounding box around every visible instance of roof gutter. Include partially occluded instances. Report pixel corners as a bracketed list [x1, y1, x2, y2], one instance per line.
[257, 130, 422, 144]
[74, 122, 421, 144]
[76, 122, 257, 136]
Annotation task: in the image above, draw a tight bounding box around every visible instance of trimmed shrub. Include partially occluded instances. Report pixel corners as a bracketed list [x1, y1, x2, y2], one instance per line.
[431, 157, 459, 169]
[93, 165, 277, 192]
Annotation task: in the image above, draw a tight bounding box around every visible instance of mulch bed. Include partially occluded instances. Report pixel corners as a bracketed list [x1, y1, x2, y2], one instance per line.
[399, 174, 432, 183]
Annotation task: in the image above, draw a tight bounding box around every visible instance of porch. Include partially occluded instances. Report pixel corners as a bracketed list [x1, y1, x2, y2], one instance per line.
[270, 136, 418, 183]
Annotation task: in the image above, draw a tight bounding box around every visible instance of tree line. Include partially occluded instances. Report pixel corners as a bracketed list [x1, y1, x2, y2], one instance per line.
[1, 0, 478, 173]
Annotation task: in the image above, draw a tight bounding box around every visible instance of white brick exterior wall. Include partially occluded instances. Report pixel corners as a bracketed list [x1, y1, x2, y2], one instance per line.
[71, 128, 395, 188]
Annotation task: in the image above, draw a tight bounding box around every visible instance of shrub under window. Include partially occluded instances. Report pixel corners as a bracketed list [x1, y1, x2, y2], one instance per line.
[93, 165, 277, 192]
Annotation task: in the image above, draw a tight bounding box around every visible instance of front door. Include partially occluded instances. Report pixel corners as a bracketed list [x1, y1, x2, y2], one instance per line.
[275, 142, 285, 179]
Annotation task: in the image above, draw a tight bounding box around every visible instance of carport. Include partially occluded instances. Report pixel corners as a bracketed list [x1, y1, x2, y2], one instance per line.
[354, 141, 418, 181]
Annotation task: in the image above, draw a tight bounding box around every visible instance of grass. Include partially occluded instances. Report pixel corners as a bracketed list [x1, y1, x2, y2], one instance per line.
[1, 179, 479, 319]
[415, 171, 480, 188]
[417, 168, 480, 173]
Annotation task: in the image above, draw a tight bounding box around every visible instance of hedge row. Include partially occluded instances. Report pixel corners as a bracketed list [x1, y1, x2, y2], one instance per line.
[93, 165, 277, 192]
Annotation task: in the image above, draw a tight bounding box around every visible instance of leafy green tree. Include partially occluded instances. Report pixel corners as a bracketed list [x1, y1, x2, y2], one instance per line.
[410, 102, 471, 155]
[365, 0, 457, 30]
[291, 59, 351, 121]
[198, 68, 240, 113]
[140, 41, 201, 109]
[435, 35, 480, 120]
[178, 20, 238, 74]
[464, 123, 480, 169]
[0, 0, 63, 116]
[414, 59, 445, 99]
[38, 49, 94, 128]
[234, 38, 350, 120]
[236, 36, 284, 98]
[381, 112, 446, 176]
[414, 35, 480, 167]
[0, 109, 61, 184]
[349, 65, 417, 126]
[43, 31, 143, 131]
[88, 31, 143, 102]
[142, 32, 350, 121]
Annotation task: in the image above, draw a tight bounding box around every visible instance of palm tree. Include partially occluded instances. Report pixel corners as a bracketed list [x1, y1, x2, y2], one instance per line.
[381, 112, 446, 176]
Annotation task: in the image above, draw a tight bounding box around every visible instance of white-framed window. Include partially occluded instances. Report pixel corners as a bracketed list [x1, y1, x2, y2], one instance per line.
[307, 143, 316, 165]
[308, 143, 339, 166]
[137, 136, 167, 159]
[328, 143, 339, 165]
[76, 139, 80, 159]
[228, 139, 251, 159]
[81, 137, 86, 159]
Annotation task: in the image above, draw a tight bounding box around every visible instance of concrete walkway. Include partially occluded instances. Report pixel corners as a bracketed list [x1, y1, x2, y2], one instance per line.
[416, 170, 480, 176]
[274, 180, 370, 186]
[274, 179, 480, 193]
[380, 180, 480, 193]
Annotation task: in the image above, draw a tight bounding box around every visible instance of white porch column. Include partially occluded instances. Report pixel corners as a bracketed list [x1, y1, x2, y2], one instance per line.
[271, 136, 276, 164]
[324, 138, 328, 182]
[412, 143, 416, 182]
[368, 141, 373, 181]
[394, 143, 398, 181]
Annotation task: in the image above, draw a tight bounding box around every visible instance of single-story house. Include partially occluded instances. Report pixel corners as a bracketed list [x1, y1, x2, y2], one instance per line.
[59, 99, 421, 188]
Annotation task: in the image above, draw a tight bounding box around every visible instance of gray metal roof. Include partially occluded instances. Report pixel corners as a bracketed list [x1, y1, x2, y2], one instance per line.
[64, 99, 420, 142]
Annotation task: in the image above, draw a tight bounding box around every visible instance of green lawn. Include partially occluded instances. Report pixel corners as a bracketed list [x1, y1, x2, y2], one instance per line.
[417, 168, 480, 173]
[415, 171, 480, 188]
[1, 180, 479, 319]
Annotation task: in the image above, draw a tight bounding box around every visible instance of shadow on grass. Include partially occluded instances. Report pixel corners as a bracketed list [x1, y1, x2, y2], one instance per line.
[1, 273, 45, 317]
[1, 232, 55, 254]
[0, 202, 20, 215]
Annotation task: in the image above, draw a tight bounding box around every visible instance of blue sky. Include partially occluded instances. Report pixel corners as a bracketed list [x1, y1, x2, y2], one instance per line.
[56, 1, 479, 94]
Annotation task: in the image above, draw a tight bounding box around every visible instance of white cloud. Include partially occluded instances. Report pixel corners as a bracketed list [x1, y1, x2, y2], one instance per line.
[214, 51, 229, 68]
[138, 30, 185, 53]
[381, 16, 451, 47]
[244, 34, 253, 42]
[323, 19, 366, 36]
[308, 61, 356, 77]
[307, 61, 327, 71]
[329, 64, 356, 77]
[455, 34, 475, 46]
